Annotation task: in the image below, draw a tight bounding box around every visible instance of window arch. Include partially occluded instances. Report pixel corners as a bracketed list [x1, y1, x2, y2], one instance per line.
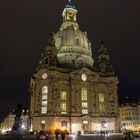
[42, 86, 48, 94]
[81, 88, 88, 114]
[81, 88, 87, 101]
[41, 86, 48, 114]
[99, 93, 104, 102]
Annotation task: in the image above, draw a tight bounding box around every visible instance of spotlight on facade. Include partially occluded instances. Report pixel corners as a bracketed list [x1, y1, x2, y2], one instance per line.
[21, 124, 25, 129]
[29, 129, 32, 132]
[41, 120, 45, 124]
[83, 120, 88, 124]
[102, 121, 108, 128]
[2, 129, 6, 134]
[104, 123, 108, 128]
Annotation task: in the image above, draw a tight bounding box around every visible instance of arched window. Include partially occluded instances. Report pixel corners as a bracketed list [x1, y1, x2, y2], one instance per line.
[41, 86, 48, 114]
[81, 88, 88, 114]
[42, 86, 48, 94]
[61, 102, 66, 114]
[81, 88, 87, 101]
[61, 91, 66, 101]
[99, 93, 104, 102]
[61, 91, 67, 114]
[99, 93, 105, 112]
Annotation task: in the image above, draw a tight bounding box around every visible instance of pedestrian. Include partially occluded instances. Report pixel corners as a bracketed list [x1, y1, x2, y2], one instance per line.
[61, 131, 66, 140]
[124, 132, 128, 140]
[55, 129, 59, 140]
[105, 131, 109, 140]
[38, 131, 48, 140]
[128, 132, 133, 140]
[100, 130, 103, 136]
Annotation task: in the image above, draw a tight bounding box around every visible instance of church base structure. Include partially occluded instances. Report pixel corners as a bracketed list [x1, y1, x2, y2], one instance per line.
[32, 116, 119, 133]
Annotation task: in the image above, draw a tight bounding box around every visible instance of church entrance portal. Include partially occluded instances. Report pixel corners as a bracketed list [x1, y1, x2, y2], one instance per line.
[41, 120, 45, 131]
[82, 120, 89, 132]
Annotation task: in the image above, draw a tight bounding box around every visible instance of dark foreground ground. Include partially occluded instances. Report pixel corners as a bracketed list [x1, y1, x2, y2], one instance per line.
[0, 134, 126, 140]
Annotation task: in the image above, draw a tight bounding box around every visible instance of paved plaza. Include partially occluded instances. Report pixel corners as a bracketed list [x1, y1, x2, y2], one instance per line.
[0, 134, 126, 140]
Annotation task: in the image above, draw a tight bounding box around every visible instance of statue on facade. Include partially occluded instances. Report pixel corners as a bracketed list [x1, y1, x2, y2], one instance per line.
[98, 41, 112, 72]
[47, 32, 55, 47]
[45, 33, 58, 66]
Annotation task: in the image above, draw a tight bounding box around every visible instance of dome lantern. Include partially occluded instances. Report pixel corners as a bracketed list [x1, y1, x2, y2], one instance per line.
[54, 2, 94, 69]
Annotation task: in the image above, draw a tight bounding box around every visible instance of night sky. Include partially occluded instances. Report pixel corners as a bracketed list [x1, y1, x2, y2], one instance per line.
[0, 0, 140, 121]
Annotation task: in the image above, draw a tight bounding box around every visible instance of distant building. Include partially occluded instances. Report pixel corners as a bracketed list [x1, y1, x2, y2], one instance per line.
[0, 109, 30, 134]
[119, 101, 140, 131]
[29, 1, 119, 133]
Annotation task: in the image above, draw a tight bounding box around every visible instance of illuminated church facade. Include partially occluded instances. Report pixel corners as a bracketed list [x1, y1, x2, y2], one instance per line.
[29, 1, 119, 133]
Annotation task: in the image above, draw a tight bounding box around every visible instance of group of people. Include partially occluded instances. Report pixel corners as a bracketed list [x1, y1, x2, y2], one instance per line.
[123, 131, 133, 140]
[38, 131, 48, 140]
[100, 130, 109, 140]
[123, 131, 140, 140]
[38, 129, 66, 140]
[55, 130, 66, 140]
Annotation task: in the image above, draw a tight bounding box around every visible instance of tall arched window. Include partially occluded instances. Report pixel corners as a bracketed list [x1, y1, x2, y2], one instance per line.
[42, 86, 48, 94]
[81, 88, 87, 101]
[81, 88, 88, 114]
[61, 91, 67, 114]
[99, 93, 104, 102]
[41, 86, 48, 114]
[99, 93, 105, 112]
[42, 86, 48, 100]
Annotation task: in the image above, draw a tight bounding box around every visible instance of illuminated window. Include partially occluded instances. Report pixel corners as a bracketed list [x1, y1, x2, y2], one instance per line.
[42, 86, 48, 94]
[81, 88, 87, 101]
[42, 101, 47, 106]
[82, 109, 88, 114]
[42, 95, 47, 100]
[42, 86, 48, 100]
[42, 107, 47, 114]
[83, 120, 88, 124]
[99, 104, 105, 112]
[41, 86, 48, 114]
[99, 93, 104, 102]
[61, 102, 66, 114]
[82, 102, 88, 108]
[41, 120, 45, 124]
[61, 91, 66, 101]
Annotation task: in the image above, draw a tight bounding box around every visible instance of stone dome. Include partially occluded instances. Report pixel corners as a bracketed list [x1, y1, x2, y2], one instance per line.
[54, 6, 94, 69]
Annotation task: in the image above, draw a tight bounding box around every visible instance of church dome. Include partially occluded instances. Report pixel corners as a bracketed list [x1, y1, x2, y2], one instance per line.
[54, 3, 94, 69]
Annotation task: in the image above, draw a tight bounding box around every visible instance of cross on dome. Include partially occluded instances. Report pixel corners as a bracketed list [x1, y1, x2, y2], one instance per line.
[67, 0, 72, 4]
[66, 0, 75, 9]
